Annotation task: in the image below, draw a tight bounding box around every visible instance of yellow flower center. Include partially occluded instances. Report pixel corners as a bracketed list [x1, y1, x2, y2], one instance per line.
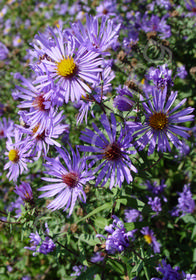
[149, 112, 168, 130]
[8, 149, 19, 162]
[56, 57, 77, 78]
[144, 234, 152, 244]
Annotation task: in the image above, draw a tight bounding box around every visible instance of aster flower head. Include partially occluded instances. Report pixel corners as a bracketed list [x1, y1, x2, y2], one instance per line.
[148, 196, 162, 214]
[127, 87, 194, 155]
[14, 182, 33, 202]
[141, 226, 161, 253]
[184, 274, 196, 280]
[153, 259, 182, 280]
[146, 180, 167, 196]
[141, 13, 171, 39]
[96, 0, 118, 17]
[8, 197, 24, 218]
[4, 129, 31, 182]
[79, 113, 137, 189]
[97, 216, 134, 254]
[24, 223, 55, 256]
[38, 146, 94, 216]
[147, 64, 174, 90]
[17, 110, 69, 160]
[71, 15, 121, 55]
[0, 118, 14, 139]
[0, 42, 9, 60]
[70, 265, 87, 277]
[113, 85, 135, 111]
[16, 76, 55, 137]
[124, 208, 143, 223]
[172, 184, 195, 217]
[32, 28, 103, 103]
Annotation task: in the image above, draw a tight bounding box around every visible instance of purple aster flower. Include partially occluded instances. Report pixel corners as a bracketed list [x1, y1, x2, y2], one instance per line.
[97, 216, 134, 254]
[79, 113, 137, 189]
[146, 180, 167, 196]
[17, 110, 69, 159]
[0, 118, 14, 139]
[155, 0, 171, 10]
[152, 259, 182, 280]
[4, 129, 31, 182]
[91, 252, 105, 263]
[22, 276, 31, 280]
[141, 226, 161, 253]
[0, 42, 9, 60]
[71, 15, 121, 55]
[8, 197, 24, 218]
[113, 85, 135, 111]
[14, 182, 33, 202]
[172, 184, 195, 217]
[96, 0, 118, 17]
[24, 223, 55, 256]
[70, 265, 87, 277]
[147, 64, 174, 90]
[185, 0, 196, 17]
[127, 87, 194, 155]
[141, 13, 171, 39]
[33, 28, 103, 103]
[148, 196, 162, 213]
[176, 65, 188, 79]
[124, 208, 143, 223]
[38, 146, 94, 215]
[183, 274, 196, 280]
[16, 76, 55, 137]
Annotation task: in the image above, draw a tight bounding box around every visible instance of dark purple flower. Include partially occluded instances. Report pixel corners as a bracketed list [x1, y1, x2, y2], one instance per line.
[152, 259, 182, 280]
[113, 86, 135, 111]
[39, 146, 94, 215]
[127, 88, 194, 155]
[24, 223, 55, 256]
[97, 216, 134, 254]
[79, 113, 137, 189]
[146, 180, 166, 196]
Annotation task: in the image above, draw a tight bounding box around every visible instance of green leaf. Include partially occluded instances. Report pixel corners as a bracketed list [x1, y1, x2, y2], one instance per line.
[76, 202, 113, 224]
[77, 234, 100, 246]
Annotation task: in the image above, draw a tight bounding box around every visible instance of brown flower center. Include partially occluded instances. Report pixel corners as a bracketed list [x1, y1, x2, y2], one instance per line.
[103, 143, 122, 161]
[149, 112, 168, 130]
[33, 95, 45, 111]
[62, 172, 79, 188]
